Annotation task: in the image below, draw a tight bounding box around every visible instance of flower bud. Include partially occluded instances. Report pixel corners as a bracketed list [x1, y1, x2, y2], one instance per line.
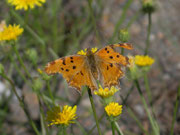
[119, 29, 130, 42]
[26, 48, 38, 65]
[142, 0, 155, 14]
[32, 78, 43, 92]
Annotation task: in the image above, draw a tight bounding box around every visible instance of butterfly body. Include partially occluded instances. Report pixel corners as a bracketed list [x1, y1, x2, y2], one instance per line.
[86, 48, 99, 79]
[45, 43, 133, 91]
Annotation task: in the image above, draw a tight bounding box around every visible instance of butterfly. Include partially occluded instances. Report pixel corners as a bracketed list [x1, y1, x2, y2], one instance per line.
[45, 43, 133, 91]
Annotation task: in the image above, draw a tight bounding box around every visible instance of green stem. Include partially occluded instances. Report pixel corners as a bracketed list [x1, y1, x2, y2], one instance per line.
[87, 0, 101, 44]
[57, 126, 64, 135]
[111, 121, 115, 135]
[121, 84, 134, 105]
[143, 73, 152, 105]
[46, 80, 55, 105]
[109, 0, 133, 43]
[40, 94, 51, 110]
[134, 79, 159, 135]
[63, 126, 67, 135]
[48, 47, 59, 59]
[12, 44, 32, 80]
[144, 12, 152, 55]
[25, 9, 30, 24]
[10, 9, 45, 46]
[73, 87, 87, 106]
[9, 54, 27, 82]
[114, 122, 124, 135]
[88, 112, 105, 135]
[10, 9, 46, 61]
[143, 73, 158, 122]
[126, 9, 141, 29]
[1, 74, 40, 135]
[2, 74, 21, 101]
[127, 107, 149, 135]
[38, 95, 48, 135]
[75, 120, 88, 135]
[87, 87, 102, 135]
[170, 85, 180, 135]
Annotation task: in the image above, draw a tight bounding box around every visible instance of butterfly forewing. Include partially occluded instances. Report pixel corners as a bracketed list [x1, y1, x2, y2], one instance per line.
[45, 55, 97, 91]
[95, 44, 130, 66]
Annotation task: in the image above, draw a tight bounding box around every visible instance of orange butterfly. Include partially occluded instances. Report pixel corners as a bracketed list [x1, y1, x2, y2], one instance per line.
[45, 43, 133, 91]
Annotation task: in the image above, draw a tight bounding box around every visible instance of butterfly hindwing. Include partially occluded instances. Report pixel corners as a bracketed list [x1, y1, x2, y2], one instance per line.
[68, 64, 97, 90]
[97, 61, 124, 88]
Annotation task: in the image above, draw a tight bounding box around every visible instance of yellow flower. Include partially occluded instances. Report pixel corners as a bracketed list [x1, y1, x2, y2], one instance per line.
[37, 68, 43, 74]
[77, 48, 87, 55]
[77, 47, 98, 55]
[46, 105, 77, 126]
[8, 0, 46, 10]
[91, 47, 98, 53]
[94, 85, 118, 98]
[105, 102, 122, 117]
[135, 55, 154, 66]
[0, 24, 23, 41]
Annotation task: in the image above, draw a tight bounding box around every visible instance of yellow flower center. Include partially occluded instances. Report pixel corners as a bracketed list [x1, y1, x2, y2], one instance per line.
[105, 102, 122, 117]
[135, 55, 154, 66]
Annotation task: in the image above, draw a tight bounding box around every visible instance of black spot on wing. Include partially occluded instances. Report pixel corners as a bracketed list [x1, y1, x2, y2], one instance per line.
[80, 71, 84, 76]
[73, 66, 76, 69]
